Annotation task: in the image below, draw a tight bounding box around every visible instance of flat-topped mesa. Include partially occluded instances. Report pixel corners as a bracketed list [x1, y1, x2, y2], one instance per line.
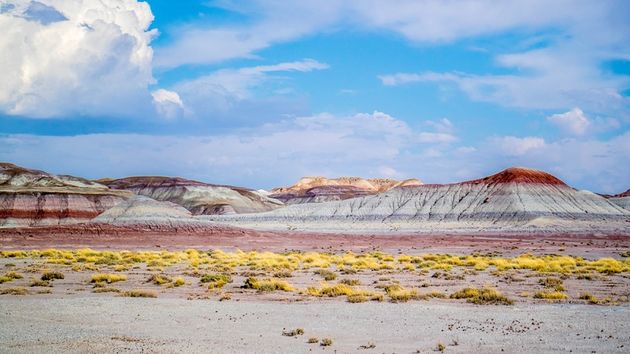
[100, 176, 283, 215]
[463, 167, 568, 186]
[270, 176, 423, 204]
[0, 163, 130, 228]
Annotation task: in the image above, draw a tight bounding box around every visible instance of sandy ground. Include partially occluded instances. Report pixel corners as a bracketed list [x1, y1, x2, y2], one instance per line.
[0, 297, 628, 353]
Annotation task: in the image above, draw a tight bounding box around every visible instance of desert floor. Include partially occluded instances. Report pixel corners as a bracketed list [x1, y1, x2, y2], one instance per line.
[0, 231, 629, 353]
[0, 298, 628, 353]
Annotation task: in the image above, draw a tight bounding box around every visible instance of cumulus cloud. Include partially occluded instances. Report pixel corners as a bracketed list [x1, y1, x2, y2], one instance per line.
[151, 89, 184, 120]
[1, 119, 628, 193]
[0, 0, 156, 118]
[547, 108, 590, 135]
[492, 136, 546, 156]
[0, 111, 414, 187]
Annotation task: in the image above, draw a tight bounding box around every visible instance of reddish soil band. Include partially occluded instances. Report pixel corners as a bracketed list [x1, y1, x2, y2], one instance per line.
[0, 224, 628, 258]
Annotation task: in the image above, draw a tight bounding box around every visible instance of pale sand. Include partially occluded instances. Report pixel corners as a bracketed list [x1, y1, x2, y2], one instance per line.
[0, 298, 628, 353]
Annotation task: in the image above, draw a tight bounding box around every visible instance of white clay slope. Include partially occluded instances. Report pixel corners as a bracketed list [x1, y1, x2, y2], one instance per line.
[101, 177, 283, 215]
[205, 168, 630, 233]
[92, 195, 202, 226]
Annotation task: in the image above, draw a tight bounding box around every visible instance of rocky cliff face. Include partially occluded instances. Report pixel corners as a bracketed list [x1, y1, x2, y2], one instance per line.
[0, 163, 129, 227]
[100, 176, 284, 215]
[207, 167, 630, 233]
[270, 176, 423, 204]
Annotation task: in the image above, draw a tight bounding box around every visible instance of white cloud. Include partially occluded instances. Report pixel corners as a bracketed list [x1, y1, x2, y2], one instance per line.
[0, 111, 414, 187]
[156, 0, 594, 68]
[151, 89, 184, 120]
[375, 2, 630, 116]
[492, 136, 546, 156]
[547, 108, 590, 136]
[154, 2, 342, 68]
[0, 0, 156, 118]
[1, 120, 628, 193]
[417, 132, 456, 143]
[425, 118, 453, 133]
[170, 59, 328, 119]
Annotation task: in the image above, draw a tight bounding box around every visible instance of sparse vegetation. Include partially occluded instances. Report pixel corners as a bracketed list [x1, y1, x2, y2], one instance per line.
[41, 271, 64, 281]
[314, 269, 337, 281]
[93, 287, 121, 293]
[91, 273, 127, 284]
[120, 289, 157, 298]
[385, 285, 419, 303]
[282, 328, 305, 337]
[1, 249, 628, 305]
[2, 249, 628, 275]
[308, 337, 319, 343]
[200, 273, 232, 289]
[579, 292, 600, 304]
[321, 338, 333, 346]
[450, 287, 513, 305]
[243, 277, 294, 292]
[437, 342, 446, 352]
[359, 342, 376, 349]
[533, 291, 568, 300]
[30, 279, 51, 287]
[339, 278, 360, 286]
[147, 274, 172, 286]
[538, 277, 565, 291]
[0, 287, 28, 295]
[0, 271, 23, 284]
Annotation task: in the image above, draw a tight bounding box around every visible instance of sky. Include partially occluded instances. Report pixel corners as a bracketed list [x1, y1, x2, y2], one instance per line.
[0, 0, 629, 193]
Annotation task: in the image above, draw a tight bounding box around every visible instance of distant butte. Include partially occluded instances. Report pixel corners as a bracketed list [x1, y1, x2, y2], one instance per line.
[463, 167, 567, 186]
[270, 176, 423, 204]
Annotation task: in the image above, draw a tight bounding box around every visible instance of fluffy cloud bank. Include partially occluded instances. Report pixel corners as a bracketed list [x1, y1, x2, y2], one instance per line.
[1, 111, 628, 193]
[0, 0, 156, 118]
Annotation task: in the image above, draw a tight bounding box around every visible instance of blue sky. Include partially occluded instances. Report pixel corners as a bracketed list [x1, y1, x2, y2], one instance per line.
[0, 0, 629, 192]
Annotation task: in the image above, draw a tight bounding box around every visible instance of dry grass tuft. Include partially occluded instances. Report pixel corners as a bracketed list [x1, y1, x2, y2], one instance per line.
[0, 287, 28, 295]
[282, 328, 305, 337]
[314, 269, 337, 281]
[93, 287, 121, 293]
[538, 277, 565, 291]
[200, 273, 232, 289]
[450, 287, 513, 305]
[243, 277, 294, 292]
[120, 289, 157, 298]
[91, 273, 127, 284]
[41, 271, 64, 281]
[533, 291, 568, 300]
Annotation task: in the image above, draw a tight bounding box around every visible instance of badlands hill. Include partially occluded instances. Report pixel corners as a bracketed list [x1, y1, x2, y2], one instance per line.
[206, 167, 630, 233]
[0, 163, 130, 227]
[270, 176, 422, 204]
[100, 176, 283, 215]
[604, 189, 630, 210]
